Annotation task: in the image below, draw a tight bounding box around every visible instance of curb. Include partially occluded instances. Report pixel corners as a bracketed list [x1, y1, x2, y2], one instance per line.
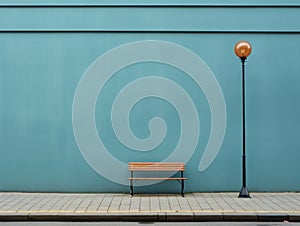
[1, 212, 300, 222]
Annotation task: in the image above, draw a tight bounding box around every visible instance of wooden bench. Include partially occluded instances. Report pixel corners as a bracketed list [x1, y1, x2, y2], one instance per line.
[128, 162, 187, 197]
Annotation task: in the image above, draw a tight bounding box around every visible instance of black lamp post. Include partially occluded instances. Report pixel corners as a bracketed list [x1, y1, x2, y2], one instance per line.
[234, 41, 252, 198]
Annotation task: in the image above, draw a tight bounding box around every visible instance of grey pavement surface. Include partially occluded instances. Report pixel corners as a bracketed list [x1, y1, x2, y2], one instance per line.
[0, 192, 300, 222]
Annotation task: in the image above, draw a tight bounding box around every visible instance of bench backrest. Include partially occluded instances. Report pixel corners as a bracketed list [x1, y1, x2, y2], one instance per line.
[128, 162, 185, 171]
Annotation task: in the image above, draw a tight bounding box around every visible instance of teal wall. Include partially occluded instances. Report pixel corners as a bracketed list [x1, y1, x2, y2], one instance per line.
[0, 1, 300, 193]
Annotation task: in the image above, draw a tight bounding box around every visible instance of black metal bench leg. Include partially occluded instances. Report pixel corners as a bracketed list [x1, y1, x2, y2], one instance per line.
[181, 171, 184, 197]
[130, 182, 133, 197]
[130, 172, 134, 197]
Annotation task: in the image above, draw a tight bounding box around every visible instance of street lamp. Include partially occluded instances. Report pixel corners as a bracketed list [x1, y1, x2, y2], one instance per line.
[234, 41, 252, 198]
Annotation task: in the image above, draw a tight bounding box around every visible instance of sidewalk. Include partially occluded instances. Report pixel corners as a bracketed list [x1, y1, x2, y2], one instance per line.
[0, 192, 300, 222]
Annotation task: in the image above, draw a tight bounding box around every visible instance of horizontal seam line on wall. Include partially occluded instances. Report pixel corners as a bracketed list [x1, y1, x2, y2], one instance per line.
[0, 30, 300, 34]
[0, 5, 300, 8]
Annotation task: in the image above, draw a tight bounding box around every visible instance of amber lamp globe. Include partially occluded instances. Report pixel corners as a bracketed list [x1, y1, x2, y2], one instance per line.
[234, 41, 252, 58]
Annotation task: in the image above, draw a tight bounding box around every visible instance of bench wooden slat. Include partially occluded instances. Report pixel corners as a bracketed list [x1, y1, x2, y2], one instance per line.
[129, 178, 187, 180]
[128, 162, 185, 171]
[129, 168, 184, 171]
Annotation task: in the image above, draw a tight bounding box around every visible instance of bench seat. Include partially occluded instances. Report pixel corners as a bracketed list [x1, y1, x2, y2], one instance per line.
[128, 162, 186, 197]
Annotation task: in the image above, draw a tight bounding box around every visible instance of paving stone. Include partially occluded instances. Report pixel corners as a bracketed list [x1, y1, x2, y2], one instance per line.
[119, 204, 130, 211]
[97, 206, 109, 211]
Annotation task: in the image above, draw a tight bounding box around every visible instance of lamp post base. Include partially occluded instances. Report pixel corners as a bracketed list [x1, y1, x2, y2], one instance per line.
[239, 186, 250, 198]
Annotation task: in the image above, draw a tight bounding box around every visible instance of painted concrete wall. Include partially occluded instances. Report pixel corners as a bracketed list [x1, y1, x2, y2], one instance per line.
[0, 1, 300, 193]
